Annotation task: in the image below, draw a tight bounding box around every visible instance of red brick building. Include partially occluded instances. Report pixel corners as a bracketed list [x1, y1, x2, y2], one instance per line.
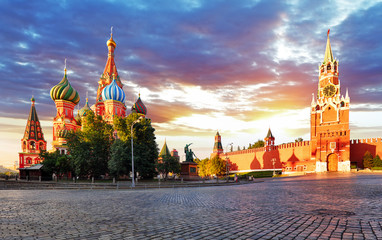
[19, 97, 47, 169]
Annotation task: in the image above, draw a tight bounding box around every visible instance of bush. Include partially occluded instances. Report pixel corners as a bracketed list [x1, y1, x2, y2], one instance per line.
[235, 171, 281, 179]
[363, 151, 374, 168]
[373, 155, 382, 167]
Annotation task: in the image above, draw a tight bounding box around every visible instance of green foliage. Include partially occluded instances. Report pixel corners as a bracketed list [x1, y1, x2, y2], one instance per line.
[363, 151, 374, 169]
[108, 139, 131, 178]
[156, 155, 180, 179]
[373, 155, 382, 168]
[236, 171, 281, 178]
[40, 150, 72, 175]
[295, 137, 304, 142]
[67, 111, 114, 178]
[249, 140, 265, 149]
[196, 156, 226, 177]
[113, 113, 158, 179]
[196, 158, 210, 178]
[209, 156, 226, 176]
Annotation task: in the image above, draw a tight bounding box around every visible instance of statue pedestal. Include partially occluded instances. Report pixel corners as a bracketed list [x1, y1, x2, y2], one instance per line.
[180, 162, 199, 181]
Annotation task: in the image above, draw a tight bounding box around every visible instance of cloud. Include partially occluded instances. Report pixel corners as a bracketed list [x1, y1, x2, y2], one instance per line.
[1, 0, 382, 167]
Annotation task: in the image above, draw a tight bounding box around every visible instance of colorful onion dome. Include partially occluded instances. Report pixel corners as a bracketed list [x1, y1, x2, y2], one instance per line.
[50, 68, 80, 105]
[131, 94, 147, 115]
[57, 126, 69, 138]
[107, 30, 116, 48]
[102, 77, 125, 103]
[75, 110, 81, 123]
[79, 98, 92, 117]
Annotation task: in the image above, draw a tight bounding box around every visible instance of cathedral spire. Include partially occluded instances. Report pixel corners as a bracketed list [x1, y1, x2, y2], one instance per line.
[22, 97, 46, 146]
[159, 139, 171, 157]
[96, 29, 123, 105]
[103, 28, 119, 84]
[324, 29, 334, 63]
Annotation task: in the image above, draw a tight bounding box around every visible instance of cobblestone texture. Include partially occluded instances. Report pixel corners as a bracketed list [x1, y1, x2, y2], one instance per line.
[1, 173, 382, 239]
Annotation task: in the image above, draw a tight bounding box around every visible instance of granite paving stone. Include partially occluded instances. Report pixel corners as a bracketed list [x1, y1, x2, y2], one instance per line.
[2, 173, 382, 239]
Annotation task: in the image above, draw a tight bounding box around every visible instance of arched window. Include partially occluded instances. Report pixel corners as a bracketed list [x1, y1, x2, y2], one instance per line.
[327, 64, 331, 71]
[30, 141, 35, 150]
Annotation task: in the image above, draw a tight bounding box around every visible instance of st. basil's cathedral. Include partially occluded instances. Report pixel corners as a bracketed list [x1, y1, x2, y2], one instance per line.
[18, 31, 147, 168]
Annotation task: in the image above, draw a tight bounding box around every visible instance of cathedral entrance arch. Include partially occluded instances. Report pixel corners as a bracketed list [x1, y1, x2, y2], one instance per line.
[327, 153, 338, 172]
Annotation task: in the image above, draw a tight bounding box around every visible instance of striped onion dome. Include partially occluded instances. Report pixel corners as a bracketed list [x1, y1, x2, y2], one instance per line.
[131, 94, 147, 115]
[50, 68, 80, 105]
[75, 110, 81, 124]
[78, 98, 92, 117]
[102, 78, 125, 103]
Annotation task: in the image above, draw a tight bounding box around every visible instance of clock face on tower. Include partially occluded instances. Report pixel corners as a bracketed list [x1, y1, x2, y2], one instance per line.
[323, 84, 336, 97]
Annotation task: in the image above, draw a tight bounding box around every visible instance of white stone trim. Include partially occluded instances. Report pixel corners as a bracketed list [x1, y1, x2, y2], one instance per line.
[316, 161, 327, 172]
[338, 160, 350, 172]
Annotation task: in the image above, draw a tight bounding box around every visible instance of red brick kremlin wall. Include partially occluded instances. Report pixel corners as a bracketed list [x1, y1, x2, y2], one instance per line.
[223, 139, 382, 173]
[350, 138, 382, 168]
[225, 141, 314, 173]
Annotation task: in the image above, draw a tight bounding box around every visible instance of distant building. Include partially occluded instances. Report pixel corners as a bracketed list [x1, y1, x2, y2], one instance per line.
[159, 139, 179, 161]
[213, 31, 382, 173]
[171, 149, 180, 161]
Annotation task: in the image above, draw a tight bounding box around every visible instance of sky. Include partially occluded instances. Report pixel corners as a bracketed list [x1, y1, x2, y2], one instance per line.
[1, 0, 382, 168]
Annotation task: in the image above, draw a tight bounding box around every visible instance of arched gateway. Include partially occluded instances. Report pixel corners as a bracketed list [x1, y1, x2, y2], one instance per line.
[327, 153, 338, 172]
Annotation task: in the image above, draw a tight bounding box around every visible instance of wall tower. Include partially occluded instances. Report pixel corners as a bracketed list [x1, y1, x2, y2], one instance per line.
[264, 128, 275, 152]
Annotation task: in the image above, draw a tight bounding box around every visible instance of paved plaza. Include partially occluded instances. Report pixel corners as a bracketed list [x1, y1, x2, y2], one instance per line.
[1, 173, 382, 239]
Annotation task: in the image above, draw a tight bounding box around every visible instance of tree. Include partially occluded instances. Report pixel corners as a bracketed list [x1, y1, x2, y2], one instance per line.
[108, 139, 131, 179]
[209, 156, 226, 177]
[373, 155, 382, 168]
[237, 146, 241, 151]
[67, 111, 114, 178]
[295, 137, 304, 142]
[113, 113, 158, 179]
[40, 150, 72, 176]
[196, 158, 210, 178]
[249, 140, 265, 149]
[363, 151, 374, 169]
[156, 155, 180, 180]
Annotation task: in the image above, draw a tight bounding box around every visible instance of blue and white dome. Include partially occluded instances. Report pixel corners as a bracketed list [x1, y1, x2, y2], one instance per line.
[102, 79, 125, 103]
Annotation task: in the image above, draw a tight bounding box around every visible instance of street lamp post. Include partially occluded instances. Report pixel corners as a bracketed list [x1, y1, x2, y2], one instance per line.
[225, 143, 233, 182]
[131, 116, 144, 188]
[271, 158, 276, 176]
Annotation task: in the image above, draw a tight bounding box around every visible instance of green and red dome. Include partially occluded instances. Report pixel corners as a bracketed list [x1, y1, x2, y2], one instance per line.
[50, 69, 80, 105]
[131, 94, 147, 115]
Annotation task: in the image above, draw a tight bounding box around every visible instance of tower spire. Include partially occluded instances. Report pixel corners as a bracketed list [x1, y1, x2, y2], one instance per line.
[324, 29, 334, 63]
[64, 58, 67, 75]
